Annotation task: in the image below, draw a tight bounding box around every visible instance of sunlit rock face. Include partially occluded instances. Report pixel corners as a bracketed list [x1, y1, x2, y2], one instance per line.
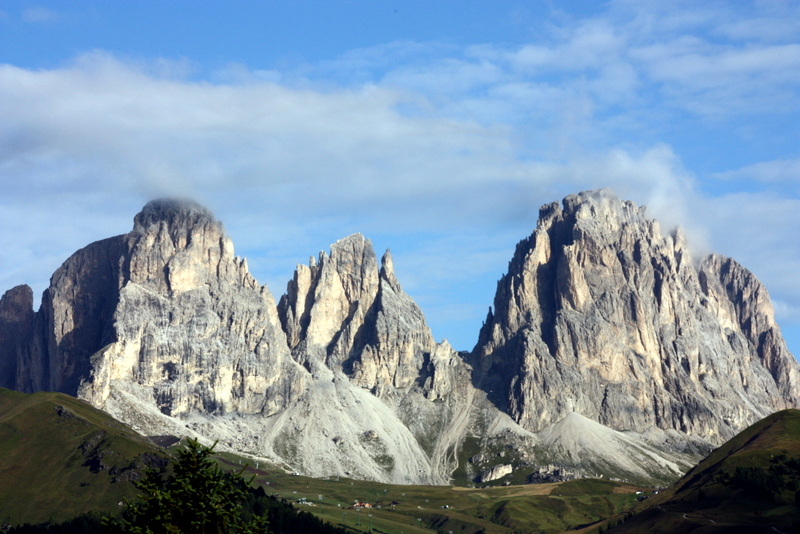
[278, 233, 454, 394]
[275, 234, 476, 484]
[0, 202, 473, 485]
[9, 199, 306, 417]
[473, 189, 800, 445]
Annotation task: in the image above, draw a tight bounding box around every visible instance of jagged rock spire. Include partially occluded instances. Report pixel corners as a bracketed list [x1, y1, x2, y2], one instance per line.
[3, 199, 305, 419]
[278, 234, 437, 390]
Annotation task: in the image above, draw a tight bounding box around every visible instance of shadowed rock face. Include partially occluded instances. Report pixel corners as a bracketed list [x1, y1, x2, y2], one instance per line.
[473, 189, 800, 444]
[2, 235, 127, 395]
[0, 285, 34, 390]
[40, 236, 126, 395]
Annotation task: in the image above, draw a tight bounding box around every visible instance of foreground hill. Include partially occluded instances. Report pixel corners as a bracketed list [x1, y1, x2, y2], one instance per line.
[598, 409, 800, 533]
[0, 190, 797, 486]
[4, 387, 800, 532]
[0, 388, 166, 525]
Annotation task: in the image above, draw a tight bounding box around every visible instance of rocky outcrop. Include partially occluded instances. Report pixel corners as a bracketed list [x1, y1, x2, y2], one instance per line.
[274, 234, 476, 483]
[86, 200, 306, 418]
[38, 236, 125, 394]
[0, 285, 34, 390]
[278, 234, 452, 395]
[0, 205, 475, 485]
[699, 254, 800, 405]
[477, 463, 513, 483]
[4, 200, 306, 419]
[473, 189, 800, 445]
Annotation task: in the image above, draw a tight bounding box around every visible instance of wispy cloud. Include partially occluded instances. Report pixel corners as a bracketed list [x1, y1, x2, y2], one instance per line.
[22, 7, 59, 23]
[715, 159, 800, 187]
[274, 2, 800, 158]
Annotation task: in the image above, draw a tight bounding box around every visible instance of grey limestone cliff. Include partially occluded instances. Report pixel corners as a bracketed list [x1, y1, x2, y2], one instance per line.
[84, 200, 306, 418]
[0, 285, 34, 390]
[4, 199, 306, 419]
[0, 206, 475, 484]
[275, 234, 476, 482]
[278, 234, 459, 398]
[473, 189, 800, 445]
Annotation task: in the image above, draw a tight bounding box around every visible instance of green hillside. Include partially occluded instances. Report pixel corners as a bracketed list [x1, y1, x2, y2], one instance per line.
[0, 388, 167, 526]
[592, 409, 800, 533]
[213, 451, 645, 534]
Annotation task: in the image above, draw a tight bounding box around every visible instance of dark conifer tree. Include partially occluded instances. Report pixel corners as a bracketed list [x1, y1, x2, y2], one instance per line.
[104, 439, 268, 534]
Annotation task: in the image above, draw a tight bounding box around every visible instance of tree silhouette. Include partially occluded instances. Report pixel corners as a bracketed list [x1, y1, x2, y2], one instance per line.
[105, 439, 267, 534]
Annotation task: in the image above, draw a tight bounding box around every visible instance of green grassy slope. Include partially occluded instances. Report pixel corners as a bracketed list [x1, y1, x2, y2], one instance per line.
[0, 388, 167, 526]
[589, 409, 800, 533]
[214, 452, 645, 534]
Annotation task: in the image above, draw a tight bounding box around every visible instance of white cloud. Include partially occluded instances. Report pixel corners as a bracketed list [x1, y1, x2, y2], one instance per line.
[636, 43, 800, 115]
[279, 3, 800, 150]
[713, 0, 800, 42]
[718, 17, 800, 41]
[715, 159, 800, 187]
[22, 7, 59, 23]
[0, 53, 521, 220]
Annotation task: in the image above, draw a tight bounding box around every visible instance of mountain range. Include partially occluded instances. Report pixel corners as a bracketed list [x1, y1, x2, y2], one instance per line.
[1, 188, 797, 486]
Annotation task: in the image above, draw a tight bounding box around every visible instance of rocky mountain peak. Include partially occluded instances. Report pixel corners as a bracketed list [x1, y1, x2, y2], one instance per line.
[380, 249, 401, 292]
[3, 198, 303, 420]
[323, 233, 379, 305]
[278, 233, 376, 361]
[124, 198, 241, 294]
[277, 233, 445, 392]
[0, 285, 35, 391]
[133, 198, 218, 233]
[0, 285, 33, 322]
[699, 253, 800, 404]
[474, 189, 800, 444]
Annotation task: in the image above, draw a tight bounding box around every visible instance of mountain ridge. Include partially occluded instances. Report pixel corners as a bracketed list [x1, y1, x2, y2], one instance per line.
[0, 189, 797, 486]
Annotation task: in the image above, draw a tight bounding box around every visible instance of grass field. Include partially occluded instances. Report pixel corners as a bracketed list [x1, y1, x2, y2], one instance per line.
[214, 451, 646, 534]
[0, 388, 165, 526]
[5, 388, 800, 532]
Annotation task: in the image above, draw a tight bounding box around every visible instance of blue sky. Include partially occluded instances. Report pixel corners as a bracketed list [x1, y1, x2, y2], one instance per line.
[1, 1, 800, 353]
